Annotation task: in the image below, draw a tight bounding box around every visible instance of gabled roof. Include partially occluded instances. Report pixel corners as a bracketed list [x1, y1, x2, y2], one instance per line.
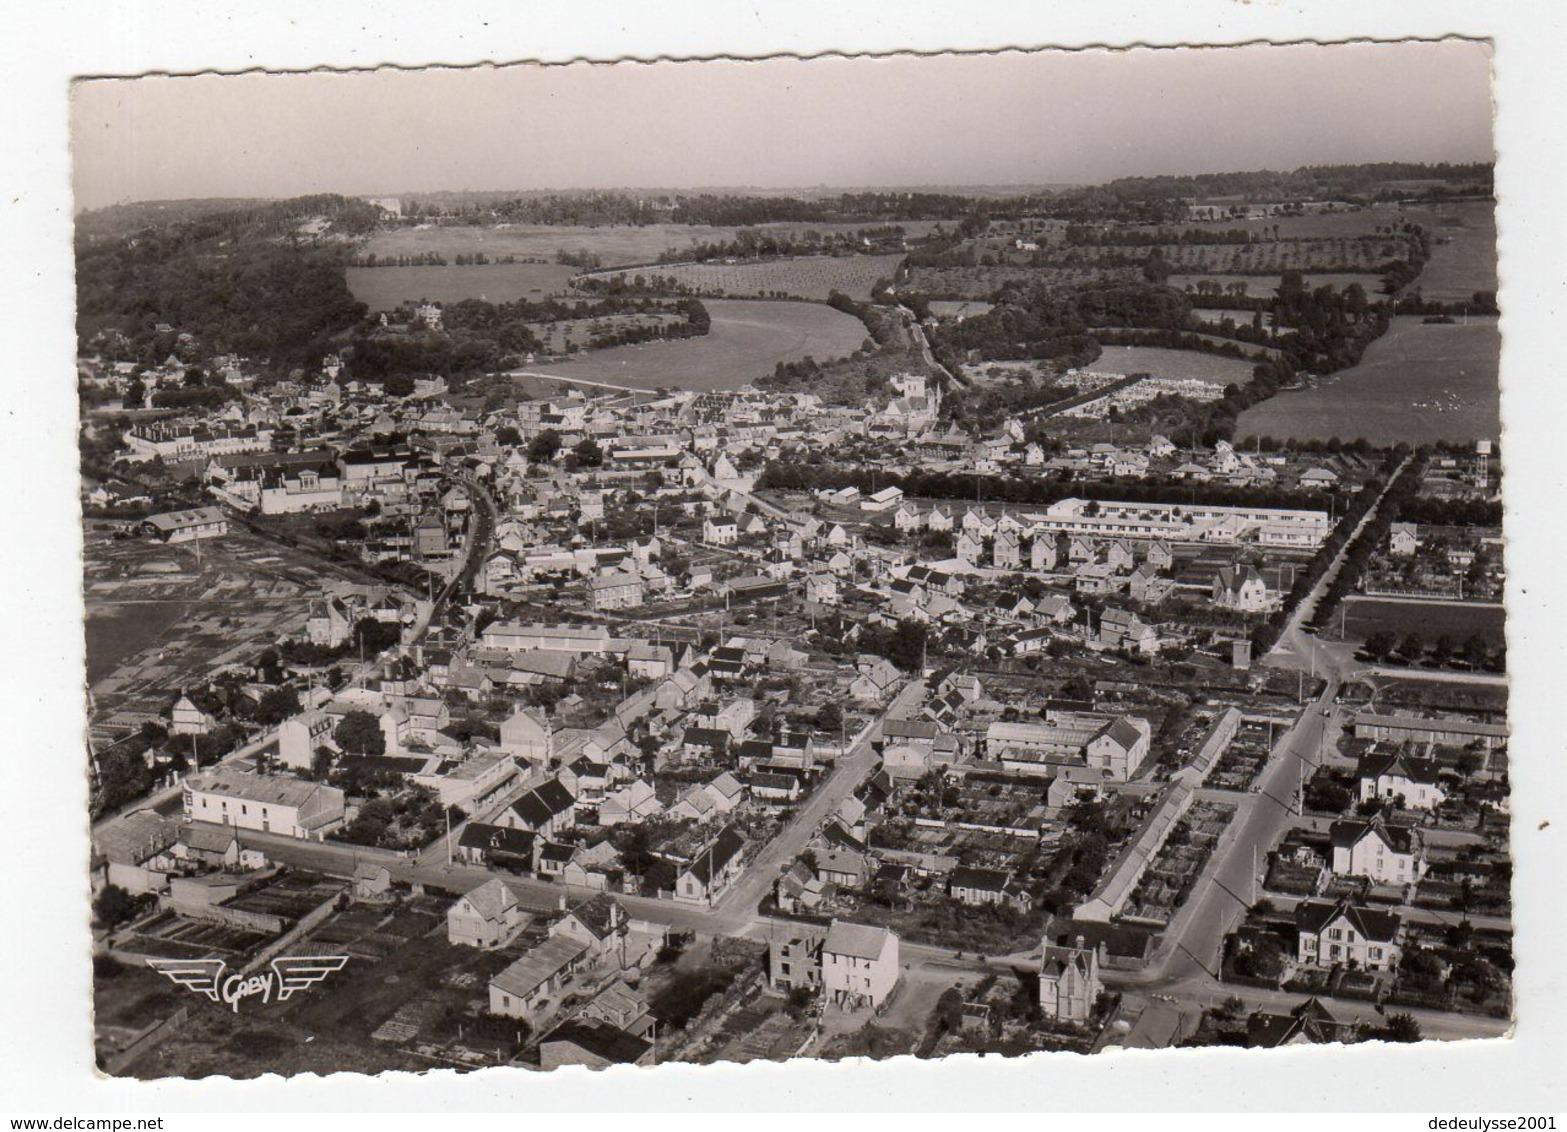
[1294, 898, 1402, 943]
[540, 1020, 651, 1065]
[822, 919, 894, 961]
[458, 822, 536, 858]
[683, 826, 746, 885]
[461, 877, 520, 923]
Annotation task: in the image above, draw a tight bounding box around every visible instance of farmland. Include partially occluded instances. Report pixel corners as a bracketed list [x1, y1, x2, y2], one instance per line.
[1082, 345, 1259, 386]
[345, 263, 580, 309]
[576, 253, 907, 301]
[361, 220, 945, 269]
[1168, 272, 1386, 299]
[515, 298, 869, 391]
[1403, 199, 1498, 303]
[1327, 596, 1506, 649]
[1236, 315, 1500, 445]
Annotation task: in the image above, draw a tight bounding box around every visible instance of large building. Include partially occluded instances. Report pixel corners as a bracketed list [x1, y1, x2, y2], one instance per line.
[141, 506, 229, 544]
[181, 768, 345, 840]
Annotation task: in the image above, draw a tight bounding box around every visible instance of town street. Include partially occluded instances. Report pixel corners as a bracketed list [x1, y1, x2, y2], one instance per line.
[707, 678, 926, 933]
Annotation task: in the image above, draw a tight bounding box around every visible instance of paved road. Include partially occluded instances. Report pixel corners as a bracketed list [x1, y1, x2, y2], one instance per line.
[707, 679, 926, 933]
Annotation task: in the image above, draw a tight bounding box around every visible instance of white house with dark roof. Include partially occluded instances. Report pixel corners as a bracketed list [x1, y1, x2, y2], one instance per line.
[1329, 818, 1426, 885]
[1294, 899, 1403, 971]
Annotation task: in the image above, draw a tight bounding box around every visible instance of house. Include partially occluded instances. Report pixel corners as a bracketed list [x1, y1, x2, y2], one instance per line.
[703, 516, 739, 546]
[576, 978, 654, 1038]
[169, 693, 215, 736]
[590, 571, 644, 611]
[1299, 467, 1340, 491]
[1294, 899, 1403, 971]
[956, 531, 985, 565]
[1098, 607, 1159, 654]
[488, 935, 592, 1023]
[1039, 937, 1102, 1022]
[1357, 752, 1447, 811]
[776, 861, 826, 914]
[1247, 998, 1358, 1048]
[456, 822, 537, 872]
[170, 825, 266, 872]
[181, 769, 345, 840]
[767, 935, 825, 992]
[821, 919, 900, 1009]
[92, 810, 179, 895]
[949, 866, 1030, 910]
[598, 780, 662, 827]
[893, 501, 925, 532]
[503, 778, 578, 837]
[1329, 818, 1426, 885]
[674, 825, 747, 906]
[551, 894, 633, 968]
[1389, 522, 1420, 557]
[1213, 564, 1270, 612]
[448, 877, 530, 949]
[850, 658, 903, 704]
[352, 863, 394, 903]
[538, 1021, 653, 1070]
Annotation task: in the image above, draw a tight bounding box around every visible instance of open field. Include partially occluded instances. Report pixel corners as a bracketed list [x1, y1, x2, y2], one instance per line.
[1236, 315, 1500, 445]
[1082, 345, 1259, 386]
[362, 220, 946, 269]
[345, 263, 580, 309]
[518, 298, 869, 391]
[1326, 596, 1506, 648]
[1403, 199, 1498, 303]
[578, 253, 906, 301]
[1168, 272, 1387, 299]
[83, 529, 347, 720]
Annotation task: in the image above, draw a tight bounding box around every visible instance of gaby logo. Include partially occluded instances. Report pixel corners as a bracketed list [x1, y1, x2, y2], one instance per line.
[147, 956, 349, 1012]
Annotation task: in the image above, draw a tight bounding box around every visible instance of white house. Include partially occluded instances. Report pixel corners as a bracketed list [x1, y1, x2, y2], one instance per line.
[448, 877, 530, 949]
[1294, 899, 1403, 971]
[821, 920, 900, 1009]
[1329, 819, 1426, 885]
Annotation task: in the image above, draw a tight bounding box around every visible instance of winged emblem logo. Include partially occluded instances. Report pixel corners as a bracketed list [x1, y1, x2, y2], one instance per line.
[147, 955, 349, 1012]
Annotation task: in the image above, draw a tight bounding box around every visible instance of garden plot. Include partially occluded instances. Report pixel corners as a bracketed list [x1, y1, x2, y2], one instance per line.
[1120, 801, 1235, 927]
[1209, 719, 1280, 791]
[118, 912, 274, 961]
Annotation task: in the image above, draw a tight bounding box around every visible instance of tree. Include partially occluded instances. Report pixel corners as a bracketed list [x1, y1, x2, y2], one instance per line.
[573, 437, 604, 468]
[1383, 1012, 1423, 1042]
[334, 710, 386, 757]
[252, 685, 302, 726]
[383, 373, 416, 397]
[1397, 632, 1426, 663]
[92, 884, 138, 930]
[815, 701, 844, 733]
[1462, 634, 1491, 669]
[1362, 630, 1398, 662]
[495, 425, 522, 447]
[528, 429, 563, 463]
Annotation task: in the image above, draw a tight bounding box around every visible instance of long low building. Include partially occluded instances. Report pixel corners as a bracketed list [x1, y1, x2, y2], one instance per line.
[142, 506, 229, 543]
[1353, 710, 1508, 749]
[1021, 497, 1331, 549]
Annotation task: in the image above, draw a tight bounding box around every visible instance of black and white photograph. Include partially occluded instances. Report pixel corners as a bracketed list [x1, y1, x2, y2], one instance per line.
[4, 2, 1565, 1116]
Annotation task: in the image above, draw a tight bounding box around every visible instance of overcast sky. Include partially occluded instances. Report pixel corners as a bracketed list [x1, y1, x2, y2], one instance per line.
[70, 40, 1494, 211]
